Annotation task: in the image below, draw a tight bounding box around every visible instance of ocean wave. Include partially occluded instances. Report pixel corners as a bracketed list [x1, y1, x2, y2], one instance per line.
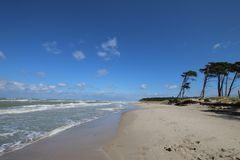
[0, 101, 129, 156]
[0, 102, 113, 115]
[0, 131, 17, 138]
[0, 130, 45, 155]
[48, 117, 99, 136]
[0, 99, 30, 102]
[97, 106, 125, 111]
[0, 116, 101, 156]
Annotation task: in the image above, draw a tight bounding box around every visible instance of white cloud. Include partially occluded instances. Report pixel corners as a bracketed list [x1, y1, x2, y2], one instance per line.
[140, 84, 147, 89]
[42, 41, 62, 54]
[73, 51, 86, 60]
[0, 51, 6, 60]
[77, 82, 86, 89]
[29, 84, 56, 92]
[36, 72, 46, 78]
[97, 51, 107, 57]
[3, 81, 24, 91]
[0, 80, 26, 91]
[212, 41, 232, 50]
[213, 43, 221, 49]
[97, 69, 109, 77]
[101, 37, 118, 50]
[97, 37, 120, 60]
[0, 80, 7, 90]
[58, 83, 67, 87]
[0, 80, 57, 93]
[12, 81, 25, 90]
[48, 85, 56, 89]
[165, 84, 177, 89]
[29, 83, 56, 92]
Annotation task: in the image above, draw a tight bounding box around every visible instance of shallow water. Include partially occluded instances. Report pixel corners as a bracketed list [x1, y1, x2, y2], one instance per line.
[0, 100, 129, 155]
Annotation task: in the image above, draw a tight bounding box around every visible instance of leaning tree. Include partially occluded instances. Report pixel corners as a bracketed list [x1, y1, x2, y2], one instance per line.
[227, 61, 240, 97]
[207, 62, 230, 97]
[199, 61, 240, 97]
[199, 64, 215, 98]
[177, 70, 197, 98]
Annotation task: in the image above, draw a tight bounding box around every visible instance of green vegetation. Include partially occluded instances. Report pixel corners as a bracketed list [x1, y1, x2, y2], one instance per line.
[139, 97, 200, 106]
[140, 97, 176, 102]
[139, 97, 198, 102]
[140, 61, 240, 107]
[179, 61, 240, 98]
[176, 61, 240, 98]
[177, 71, 197, 98]
[140, 97, 240, 107]
[199, 61, 240, 98]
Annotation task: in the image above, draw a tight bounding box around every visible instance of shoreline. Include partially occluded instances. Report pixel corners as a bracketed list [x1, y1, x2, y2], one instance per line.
[104, 102, 240, 160]
[0, 108, 128, 160]
[0, 116, 100, 157]
[2, 102, 239, 160]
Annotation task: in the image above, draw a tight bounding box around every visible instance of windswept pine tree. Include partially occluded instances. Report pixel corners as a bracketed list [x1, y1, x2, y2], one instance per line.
[199, 64, 215, 98]
[223, 62, 232, 96]
[227, 61, 240, 97]
[209, 62, 230, 97]
[177, 71, 197, 98]
[199, 61, 240, 98]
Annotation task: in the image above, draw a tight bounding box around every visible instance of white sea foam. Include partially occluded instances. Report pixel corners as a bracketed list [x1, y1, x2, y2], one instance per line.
[97, 108, 115, 111]
[0, 116, 101, 156]
[48, 117, 100, 136]
[0, 99, 30, 102]
[0, 131, 18, 137]
[97, 105, 125, 111]
[0, 102, 113, 115]
[0, 101, 129, 156]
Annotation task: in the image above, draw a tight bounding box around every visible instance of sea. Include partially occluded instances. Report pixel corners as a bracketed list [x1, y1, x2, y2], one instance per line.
[0, 99, 130, 156]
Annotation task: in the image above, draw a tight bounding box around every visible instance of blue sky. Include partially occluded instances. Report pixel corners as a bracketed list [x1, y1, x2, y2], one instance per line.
[0, 0, 240, 100]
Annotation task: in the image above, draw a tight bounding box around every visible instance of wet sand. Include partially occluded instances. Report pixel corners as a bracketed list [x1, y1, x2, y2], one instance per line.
[0, 113, 122, 160]
[104, 103, 240, 160]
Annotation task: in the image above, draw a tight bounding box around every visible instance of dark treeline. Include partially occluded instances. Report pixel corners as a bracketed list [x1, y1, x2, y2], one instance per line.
[178, 61, 240, 98]
[139, 97, 198, 102]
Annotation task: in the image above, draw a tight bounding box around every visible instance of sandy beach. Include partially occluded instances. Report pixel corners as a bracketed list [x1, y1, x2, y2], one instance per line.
[104, 103, 240, 160]
[1, 1, 240, 159]
[1, 103, 240, 160]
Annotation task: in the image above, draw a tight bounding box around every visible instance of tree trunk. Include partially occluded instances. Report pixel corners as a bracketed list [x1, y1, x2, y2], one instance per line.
[227, 72, 237, 97]
[217, 75, 221, 97]
[177, 76, 187, 98]
[200, 75, 208, 98]
[177, 87, 183, 98]
[219, 75, 225, 97]
[225, 73, 229, 96]
[182, 89, 185, 97]
[238, 90, 240, 98]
